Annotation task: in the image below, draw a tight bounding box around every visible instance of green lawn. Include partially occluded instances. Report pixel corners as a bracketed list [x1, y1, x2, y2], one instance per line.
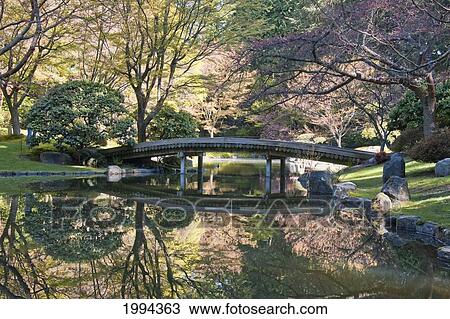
[339, 161, 450, 226]
[0, 138, 104, 194]
[0, 138, 97, 172]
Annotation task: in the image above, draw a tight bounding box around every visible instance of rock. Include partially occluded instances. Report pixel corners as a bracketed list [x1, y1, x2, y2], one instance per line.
[383, 153, 405, 183]
[107, 174, 122, 183]
[372, 192, 393, 214]
[381, 176, 410, 202]
[415, 222, 440, 237]
[396, 215, 420, 232]
[435, 158, 450, 177]
[334, 182, 357, 198]
[298, 171, 334, 196]
[339, 197, 372, 216]
[39, 152, 73, 165]
[415, 222, 440, 244]
[436, 228, 450, 246]
[383, 232, 408, 247]
[384, 216, 397, 229]
[107, 165, 126, 176]
[437, 246, 450, 261]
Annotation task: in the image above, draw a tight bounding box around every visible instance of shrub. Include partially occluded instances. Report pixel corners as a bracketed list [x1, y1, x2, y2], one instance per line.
[26, 80, 136, 151]
[29, 143, 58, 157]
[390, 127, 423, 153]
[407, 129, 450, 163]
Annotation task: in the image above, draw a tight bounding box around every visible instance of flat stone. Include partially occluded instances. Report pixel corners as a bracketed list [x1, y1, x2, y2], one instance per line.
[435, 158, 450, 177]
[415, 222, 440, 237]
[40, 152, 73, 165]
[396, 215, 421, 232]
[372, 192, 393, 214]
[381, 176, 410, 202]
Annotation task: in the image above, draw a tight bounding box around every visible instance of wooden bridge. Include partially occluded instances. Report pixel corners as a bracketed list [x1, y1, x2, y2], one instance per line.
[100, 137, 373, 194]
[100, 137, 372, 164]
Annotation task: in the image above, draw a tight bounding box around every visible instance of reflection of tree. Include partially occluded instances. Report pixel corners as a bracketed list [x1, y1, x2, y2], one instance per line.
[195, 214, 450, 298]
[120, 203, 202, 298]
[23, 196, 130, 262]
[0, 196, 51, 298]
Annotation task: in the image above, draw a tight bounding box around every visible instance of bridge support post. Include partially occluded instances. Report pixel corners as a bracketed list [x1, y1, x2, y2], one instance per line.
[179, 152, 186, 193]
[280, 157, 286, 194]
[265, 156, 272, 194]
[197, 154, 204, 193]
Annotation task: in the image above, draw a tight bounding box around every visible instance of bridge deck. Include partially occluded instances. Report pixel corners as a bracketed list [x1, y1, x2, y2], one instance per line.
[100, 137, 373, 165]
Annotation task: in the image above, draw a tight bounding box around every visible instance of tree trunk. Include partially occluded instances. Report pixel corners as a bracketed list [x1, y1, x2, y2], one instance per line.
[336, 135, 342, 148]
[9, 105, 21, 135]
[209, 130, 214, 138]
[137, 121, 146, 143]
[413, 73, 437, 138]
[420, 93, 437, 138]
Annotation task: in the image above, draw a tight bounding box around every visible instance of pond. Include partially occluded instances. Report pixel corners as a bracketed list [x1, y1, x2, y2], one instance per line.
[1, 162, 450, 299]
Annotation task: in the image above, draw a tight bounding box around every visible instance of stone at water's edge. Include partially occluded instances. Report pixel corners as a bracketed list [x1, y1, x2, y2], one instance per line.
[381, 176, 410, 202]
[299, 171, 334, 196]
[396, 215, 420, 231]
[107, 165, 126, 176]
[372, 192, 392, 214]
[383, 153, 405, 183]
[435, 158, 450, 177]
[40, 152, 73, 165]
[339, 197, 372, 216]
[383, 232, 407, 247]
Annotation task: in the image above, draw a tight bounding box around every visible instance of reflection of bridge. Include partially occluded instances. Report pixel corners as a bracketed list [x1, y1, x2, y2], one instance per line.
[100, 137, 373, 194]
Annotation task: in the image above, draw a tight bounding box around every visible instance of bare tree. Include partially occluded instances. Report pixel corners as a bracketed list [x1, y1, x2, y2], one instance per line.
[343, 83, 403, 151]
[298, 94, 360, 147]
[243, 0, 450, 138]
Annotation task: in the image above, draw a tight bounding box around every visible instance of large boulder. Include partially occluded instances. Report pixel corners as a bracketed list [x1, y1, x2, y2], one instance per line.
[381, 176, 410, 202]
[435, 158, 450, 177]
[299, 171, 334, 196]
[372, 192, 392, 214]
[383, 153, 405, 183]
[40, 152, 73, 165]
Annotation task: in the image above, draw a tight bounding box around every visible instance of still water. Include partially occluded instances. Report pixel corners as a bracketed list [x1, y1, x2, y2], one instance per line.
[1, 162, 450, 298]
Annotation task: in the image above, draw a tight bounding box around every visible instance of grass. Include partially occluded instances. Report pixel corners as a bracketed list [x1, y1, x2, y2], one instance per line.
[0, 138, 98, 172]
[339, 161, 450, 227]
[0, 137, 104, 195]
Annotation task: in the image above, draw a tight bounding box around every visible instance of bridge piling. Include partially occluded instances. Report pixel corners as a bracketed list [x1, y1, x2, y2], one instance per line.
[197, 154, 204, 193]
[280, 157, 286, 194]
[179, 152, 186, 193]
[265, 156, 272, 194]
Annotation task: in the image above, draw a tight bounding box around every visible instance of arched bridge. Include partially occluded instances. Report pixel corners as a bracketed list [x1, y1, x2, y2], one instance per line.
[100, 137, 373, 165]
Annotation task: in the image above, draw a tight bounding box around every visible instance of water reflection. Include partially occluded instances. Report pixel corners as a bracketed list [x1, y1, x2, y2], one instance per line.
[1, 188, 450, 299]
